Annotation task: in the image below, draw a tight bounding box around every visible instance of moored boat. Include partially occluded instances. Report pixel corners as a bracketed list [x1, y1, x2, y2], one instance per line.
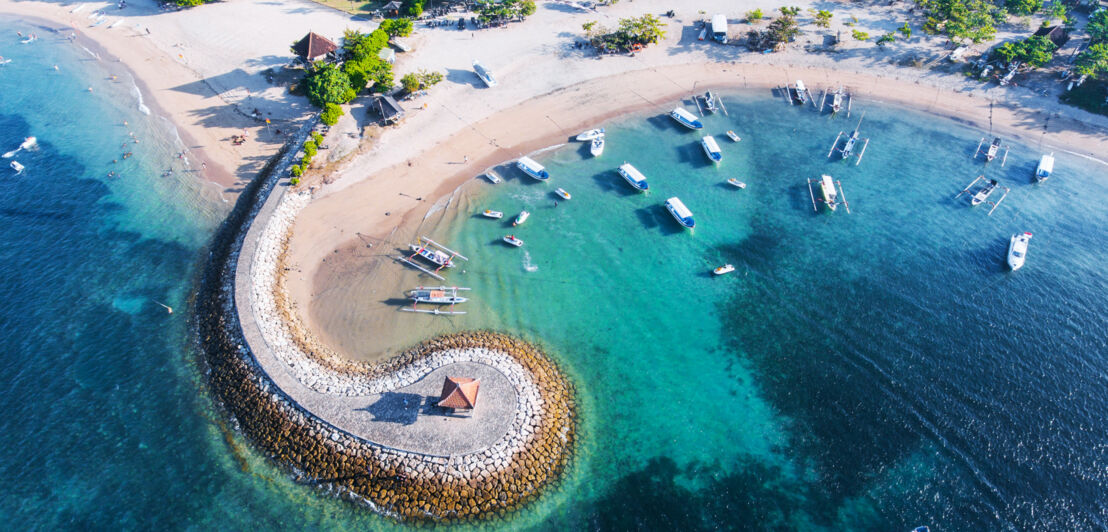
[703, 91, 718, 113]
[590, 136, 605, 157]
[669, 107, 704, 130]
[713, 264, 735, 275]
[985, 137, 1001, 161]
[513, 210, 530, 226]
[617, 162, 649, 192]
[481, 209, 503, 219]
[576, 128, 605, 141]
[970, 179, 999, 206]
[793, 80, 808, 104]
[701, 135, 723, 164]
[484, 170, 502, 184]
[727, 178, 746, 189]
[664, 197, 695, 229]
[1035, 153, 1054, 182]
[555, 188, 571, 200]
[409, 243, 456, 268]
[408, 286, 469, 304]
[819, 174, 838, 211]
[516, 156, 549, 181]
[472, 59, 497, 88]
[11, 161, 25, 174]
[503, 234, 524, 247]
[1007, 231, 1032, 270]
[725, 130, 741, 142]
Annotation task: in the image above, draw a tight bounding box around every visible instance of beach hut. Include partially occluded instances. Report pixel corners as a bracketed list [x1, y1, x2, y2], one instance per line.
[1033, 25, 1069, 48]
[438, 376, 480, 410]
[292, 32, 338, 63]
[382, 0, 403, 16]
[375, 94, 406, 124]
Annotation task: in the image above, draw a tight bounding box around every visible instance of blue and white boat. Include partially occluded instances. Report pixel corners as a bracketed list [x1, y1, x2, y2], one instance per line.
[617, 162, 649, 192]
[669, 107, 703, 130]
[701, 135, 722, 164]
[664, 197, 695, 229]
[472, 60, 497, 88]
[1035, 153, 1054, 182]
[516, 156, 549, 181]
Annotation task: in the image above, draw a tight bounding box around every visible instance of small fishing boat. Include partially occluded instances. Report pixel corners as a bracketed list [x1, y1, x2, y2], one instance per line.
[725, 130, 741, 142]
[20, 36, 37, 44]
[664, 197, 695, 229]
[831, 91, 843, 113]
[698, 27, 707, 40]
[408, 286, 469, 304]
[481, 209, 503, 219]
[555, 188, 571, 200]
[985, 137, 1001, 162]
[727, 178, 746, 189]
[472, 59, 497, 88]
[484, 170, 502, 184]
[701, 135, 723, 164]
[11, 161, 25, 174]
[970, 179, 999, 206]
[1007, 231, 1032, 270]
[409, 243, 456, 268]
[1035, 153, 1054, 182]
[513, 210, 530, 226]
[819, 174, 838, 211]
[669, 107, 704, 130]
[703, 91, 718, 113]
[503, 234, 524, 247]
[590, 136, 605, 157]
[617, 162, 649, 192]
[3, 136, 37, 158]
[792, 80, 808, 105]
[576, 128, 605, 141]
[516, 156, 549, 181]
[713, 264, 735, 275]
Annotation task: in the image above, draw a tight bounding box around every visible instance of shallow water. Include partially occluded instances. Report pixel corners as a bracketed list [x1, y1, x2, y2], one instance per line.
[4, 16, 1108, 529]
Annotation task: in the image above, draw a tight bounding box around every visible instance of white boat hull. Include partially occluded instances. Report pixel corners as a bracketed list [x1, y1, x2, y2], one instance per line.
[1007, 232, 1031, 270]
[590, 137, 604, 157]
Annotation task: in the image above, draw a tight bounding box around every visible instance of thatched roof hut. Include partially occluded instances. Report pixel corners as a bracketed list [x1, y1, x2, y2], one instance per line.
[292, 32, 338, 62]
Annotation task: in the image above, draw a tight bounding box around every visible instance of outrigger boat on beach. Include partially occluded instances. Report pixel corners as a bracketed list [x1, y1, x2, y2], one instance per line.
[618, 162, 649, 192]
[513, 210, 530, 226]
[701, 135, 723, 164]
[830, 86, 845, 114]
[703, 91, 718, 113]
[670, 107, 704, 130]
[590, 136, 605, 157]
[1035, 153, 1054, 182]
[713, 264, 735, 275]
[576, 128, 605, 141]
[555, 188, 571, 200]
[727, 178, 746, 189]
[395, 237, 469, 281]
[1007, 231, 1032, 271]
[481, 209, 503, 219]
[665, 197, 696, 229]
[790, 80, 810, 105]
[503, 234, 524, 247]
[516, 156, 550, 181]
[472, 59, 497, 88]
[401, 286, 470, 315]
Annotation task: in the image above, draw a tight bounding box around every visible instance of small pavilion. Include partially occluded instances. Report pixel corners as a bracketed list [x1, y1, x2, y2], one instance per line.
[438, 376, 480, 411]
[292, 32, 338, 63]
[382, 1, 403, 16]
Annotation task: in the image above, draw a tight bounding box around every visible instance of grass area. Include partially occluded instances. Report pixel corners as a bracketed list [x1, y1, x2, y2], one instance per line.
[305, 0, 387, 16]
[1059, 79, 1108, 118]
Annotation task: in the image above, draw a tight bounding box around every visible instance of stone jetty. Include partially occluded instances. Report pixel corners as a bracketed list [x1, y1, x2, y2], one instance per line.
[194, 123, 577, 523]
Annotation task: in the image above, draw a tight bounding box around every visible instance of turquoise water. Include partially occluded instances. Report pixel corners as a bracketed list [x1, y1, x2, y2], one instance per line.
[5, 16, 1108, 530]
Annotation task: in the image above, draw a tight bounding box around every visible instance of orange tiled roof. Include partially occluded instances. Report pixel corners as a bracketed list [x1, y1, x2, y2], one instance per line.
[439, 376, 480, 409]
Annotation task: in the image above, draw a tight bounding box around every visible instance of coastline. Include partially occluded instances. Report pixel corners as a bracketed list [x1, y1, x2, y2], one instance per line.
[287, 60, 1108, 362]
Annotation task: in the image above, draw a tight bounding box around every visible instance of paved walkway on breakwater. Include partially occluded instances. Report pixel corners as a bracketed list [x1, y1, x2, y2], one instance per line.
[233, 147, 520, 457]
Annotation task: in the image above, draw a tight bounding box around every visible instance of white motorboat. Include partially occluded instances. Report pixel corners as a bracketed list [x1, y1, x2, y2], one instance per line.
[1007, 231, 1032, 270]
[669, 107, 704, 130]
[408, 286, 469, 304]
[503, 234, 524, 247]
[703, 91, 718, 113]
[481, 209, 503, 219]
[664, 197, 695, 229]
[3, 136, 37, 158]
[819, 174, 838, 211]
[701, 135, 722, 164]
[576, 128, 605, 141]
[618, 162, 649, 192]
[713, 264, 735, 275]
[725, 130, 741, 142]
[555, 188, 571, 200]
[727, 178, 746, 189]
[484, 170, 502, 184]
[970, 179, 999, 206]
[10, 161, 24, 174]
[590, 137, 605, 157]
[513, 210, 530, 226]
[1035, 153, 1054, 182]
[516, 156, 549, 181]
[472, 59, 497, 88]
[409, 243, 456, 268]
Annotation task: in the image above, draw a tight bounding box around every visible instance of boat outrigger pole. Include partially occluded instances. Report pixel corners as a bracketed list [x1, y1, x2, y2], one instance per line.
[419, 237, 469, 261]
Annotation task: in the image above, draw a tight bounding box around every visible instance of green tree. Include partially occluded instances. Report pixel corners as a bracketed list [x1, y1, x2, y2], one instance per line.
[746, 9, 763, 22]
[379, 18, 414, 38]
[1045, 2, 1067, 23]
[852, 29, 870, 40]
[320, 103, 344, 126]
[402, 0, 423, 18]
[303, 63, 354, 107]
[1075, 42, 1108, 78]
[994, 35, 1057, 68]
[814, 10, 833, 28]
[417, 70, 444, 88]
[400, 73, 420, 93]
[916, 0, 1004, 43]
[1087, 10, 1108, 43]
[767, 15, 800, 47]
[899, 22, 912, 38]
[1005, 0, 1042, 16]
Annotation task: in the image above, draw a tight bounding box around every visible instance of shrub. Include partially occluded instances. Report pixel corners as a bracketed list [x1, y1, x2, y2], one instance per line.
[311, 131, 324, 146]
[746, 9, 763, 22]
[899, 22, 912, 38]
[290, 164, 303, 177]
[1005, 0, 1041, 16]
[852, 29, 870, 41]
[290, 176, 301, 186]
[877, 32, 896, 45]
[1088, 10, 1108, 43]
[814, 10, 833, 28]
[303, 140, 318, 158]
[401, 73, 420, 93]
[779, 6, 801, 16]
[1075, 42, 1108, 78]
[379, 18, 414, 38]
[994, 35, 1057, 68]
[321, 103, 344, 126]
[301, 154, 313, 167]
